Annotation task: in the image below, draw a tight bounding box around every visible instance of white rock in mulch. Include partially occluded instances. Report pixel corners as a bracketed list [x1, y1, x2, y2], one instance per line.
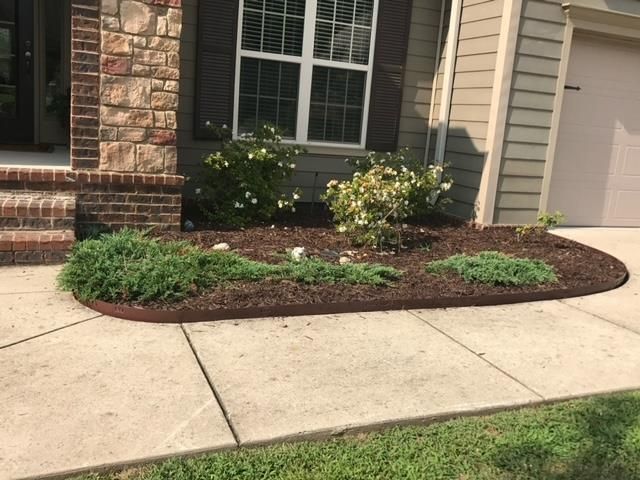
[339, 256, 352, 265]
[291, 247, 307, 262]
[212, 242, 231, 251]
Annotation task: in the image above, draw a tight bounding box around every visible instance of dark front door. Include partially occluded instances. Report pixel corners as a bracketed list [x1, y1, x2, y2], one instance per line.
[0, 0, 34, 143]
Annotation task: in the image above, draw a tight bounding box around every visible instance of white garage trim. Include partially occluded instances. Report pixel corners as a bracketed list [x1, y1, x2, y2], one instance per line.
[539, 3, 640, 217]
[538, 13, 574, 215]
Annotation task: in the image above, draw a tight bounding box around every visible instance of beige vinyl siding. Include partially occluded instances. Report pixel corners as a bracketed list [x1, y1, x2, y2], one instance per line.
[493, 0, 566, 224]
[444, 0, 503, 219]
[398, 0, 445, 158]
[177, 0, 443, 201]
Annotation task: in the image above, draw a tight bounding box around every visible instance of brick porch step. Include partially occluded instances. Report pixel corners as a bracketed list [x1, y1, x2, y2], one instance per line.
[0, 192, 76, 230]
[0, 230, 75, 265]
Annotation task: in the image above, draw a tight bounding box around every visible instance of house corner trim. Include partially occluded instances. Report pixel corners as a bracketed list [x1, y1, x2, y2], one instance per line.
[474, 0, 523, 225]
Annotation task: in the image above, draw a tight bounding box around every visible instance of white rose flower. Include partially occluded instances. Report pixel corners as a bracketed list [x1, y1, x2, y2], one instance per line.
[293, 193, 300, 200]
[248, 153, 254, 160]
[245, 191, 252, 198]
[261, 148, 267, 154]
[251, 198, 258, 205]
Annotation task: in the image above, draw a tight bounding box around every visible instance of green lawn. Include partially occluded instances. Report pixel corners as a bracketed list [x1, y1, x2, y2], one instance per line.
[74, 392, 640, 480]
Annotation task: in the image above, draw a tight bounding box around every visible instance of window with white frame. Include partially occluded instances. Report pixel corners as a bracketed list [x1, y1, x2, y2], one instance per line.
[234, 0, 378, 146]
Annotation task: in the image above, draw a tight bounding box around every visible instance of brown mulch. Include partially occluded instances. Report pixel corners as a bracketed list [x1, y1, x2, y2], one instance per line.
[145, 213, 628, 311]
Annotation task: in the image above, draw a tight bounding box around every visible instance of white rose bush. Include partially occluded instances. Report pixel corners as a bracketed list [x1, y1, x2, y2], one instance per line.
[198, 124, 304, 226]
[324, 148, 452, 249]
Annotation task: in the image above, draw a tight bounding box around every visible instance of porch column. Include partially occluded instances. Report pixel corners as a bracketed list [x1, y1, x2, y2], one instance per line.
[68, 0, 184, 232]
[70, 0, 101, 169]
[99, 0, 182, 174]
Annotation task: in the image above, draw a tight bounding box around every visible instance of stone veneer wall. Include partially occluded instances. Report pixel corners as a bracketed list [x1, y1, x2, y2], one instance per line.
[99, 0, 182, 174]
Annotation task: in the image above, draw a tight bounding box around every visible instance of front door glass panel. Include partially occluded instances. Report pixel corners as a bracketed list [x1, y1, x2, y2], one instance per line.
[0, 1, 17, 118]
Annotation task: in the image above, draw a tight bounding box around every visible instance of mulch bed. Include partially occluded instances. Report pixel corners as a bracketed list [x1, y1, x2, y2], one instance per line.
[143, 213, 628, 312]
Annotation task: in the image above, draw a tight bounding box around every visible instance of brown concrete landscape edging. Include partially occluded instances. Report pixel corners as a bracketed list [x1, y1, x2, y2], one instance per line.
[80, 269, 629, 324]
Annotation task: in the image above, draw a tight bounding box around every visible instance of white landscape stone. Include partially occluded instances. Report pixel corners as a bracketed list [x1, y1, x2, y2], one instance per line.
[291, 247, 306, 262]
[212, 243, 231, 251]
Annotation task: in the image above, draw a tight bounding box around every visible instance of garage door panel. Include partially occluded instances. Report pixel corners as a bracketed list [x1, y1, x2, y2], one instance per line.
[613, 191, 640, 220]
[560, 93, 623, 129]
[549, 35, 640, 227]
[551, 187, 611, 223]
[554, 142, 619, 176]
[621, 147, 640, 177]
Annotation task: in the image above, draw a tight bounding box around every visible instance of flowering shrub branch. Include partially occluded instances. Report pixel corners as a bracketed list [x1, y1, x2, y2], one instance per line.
[197, 124, 305, 226]
[324, 148, 452, 249]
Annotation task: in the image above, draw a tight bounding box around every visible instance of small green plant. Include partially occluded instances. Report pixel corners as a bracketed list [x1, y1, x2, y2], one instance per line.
[197, 124, 305, 226]
[59, 230, 401, 303]
[516, 211, 566, 241]
[426, 251, 557, 286]
[323, 148, 452, 249]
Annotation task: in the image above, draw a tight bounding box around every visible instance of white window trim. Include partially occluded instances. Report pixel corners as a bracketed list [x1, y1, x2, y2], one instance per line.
[232, 0, 379, 149]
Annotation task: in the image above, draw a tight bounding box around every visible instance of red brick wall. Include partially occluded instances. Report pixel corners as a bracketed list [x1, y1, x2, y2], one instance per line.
[71, 0, 101, 169]
[0, 168, 183, 233]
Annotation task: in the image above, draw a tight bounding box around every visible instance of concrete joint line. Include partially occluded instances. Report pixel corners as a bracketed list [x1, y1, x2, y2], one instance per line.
[0, 315, 103, 350]
[407, 310, 545, 401]
[559, 300, 640, 337]
[180, 324, 242, 447]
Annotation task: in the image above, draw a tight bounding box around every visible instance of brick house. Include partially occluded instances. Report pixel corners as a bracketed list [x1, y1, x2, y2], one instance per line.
[2, 0, 640, 264]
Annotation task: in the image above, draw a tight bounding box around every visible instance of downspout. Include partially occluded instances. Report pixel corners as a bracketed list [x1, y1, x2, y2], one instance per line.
[431, 0, 463, 174]
[423, 0, 447, 168]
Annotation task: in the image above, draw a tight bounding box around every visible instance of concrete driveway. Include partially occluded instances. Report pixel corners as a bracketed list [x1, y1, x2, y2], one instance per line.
[0, 228, 639, 480]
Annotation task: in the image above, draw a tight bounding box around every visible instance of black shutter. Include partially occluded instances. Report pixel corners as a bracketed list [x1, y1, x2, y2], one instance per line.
[365, 0, 413, 151]
[194, 0, 239, 139]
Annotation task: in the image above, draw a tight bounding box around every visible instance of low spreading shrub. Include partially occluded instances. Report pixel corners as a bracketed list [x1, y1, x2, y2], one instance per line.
[59, 230, 401, 303]
[425, 251, 557, 286]
[324, 148, 452, 249]
[197, 124, 304, 226]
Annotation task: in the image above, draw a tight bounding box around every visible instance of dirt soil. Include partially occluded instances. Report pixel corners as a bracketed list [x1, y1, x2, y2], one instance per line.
[146, 212, 628, 311]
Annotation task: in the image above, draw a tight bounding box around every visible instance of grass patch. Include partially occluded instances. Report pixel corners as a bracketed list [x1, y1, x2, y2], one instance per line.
[58, 229, 401, 303]
[72, 392, 640, 480]
[426, 251, 557, 286]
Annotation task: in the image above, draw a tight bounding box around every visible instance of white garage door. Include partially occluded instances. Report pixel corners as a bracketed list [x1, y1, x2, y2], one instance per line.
[548, 35, 640, 226]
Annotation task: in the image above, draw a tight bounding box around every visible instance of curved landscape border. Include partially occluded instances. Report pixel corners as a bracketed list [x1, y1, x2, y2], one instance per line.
[80, 268, 629, 324]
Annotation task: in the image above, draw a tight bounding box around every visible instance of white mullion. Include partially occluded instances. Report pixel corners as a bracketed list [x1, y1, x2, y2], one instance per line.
[349, 0, 356, 64]
[358, 0, 378, 149]
[295, 0, 317, 143]
[233, 0, 246, 137]
[260, 0, 266, 52]
[330, 1, 337, 62]
[281, 0, 287, 54]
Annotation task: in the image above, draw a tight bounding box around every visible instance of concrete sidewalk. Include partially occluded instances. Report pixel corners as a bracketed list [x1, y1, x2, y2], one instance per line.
[1, 228, 639, 479]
